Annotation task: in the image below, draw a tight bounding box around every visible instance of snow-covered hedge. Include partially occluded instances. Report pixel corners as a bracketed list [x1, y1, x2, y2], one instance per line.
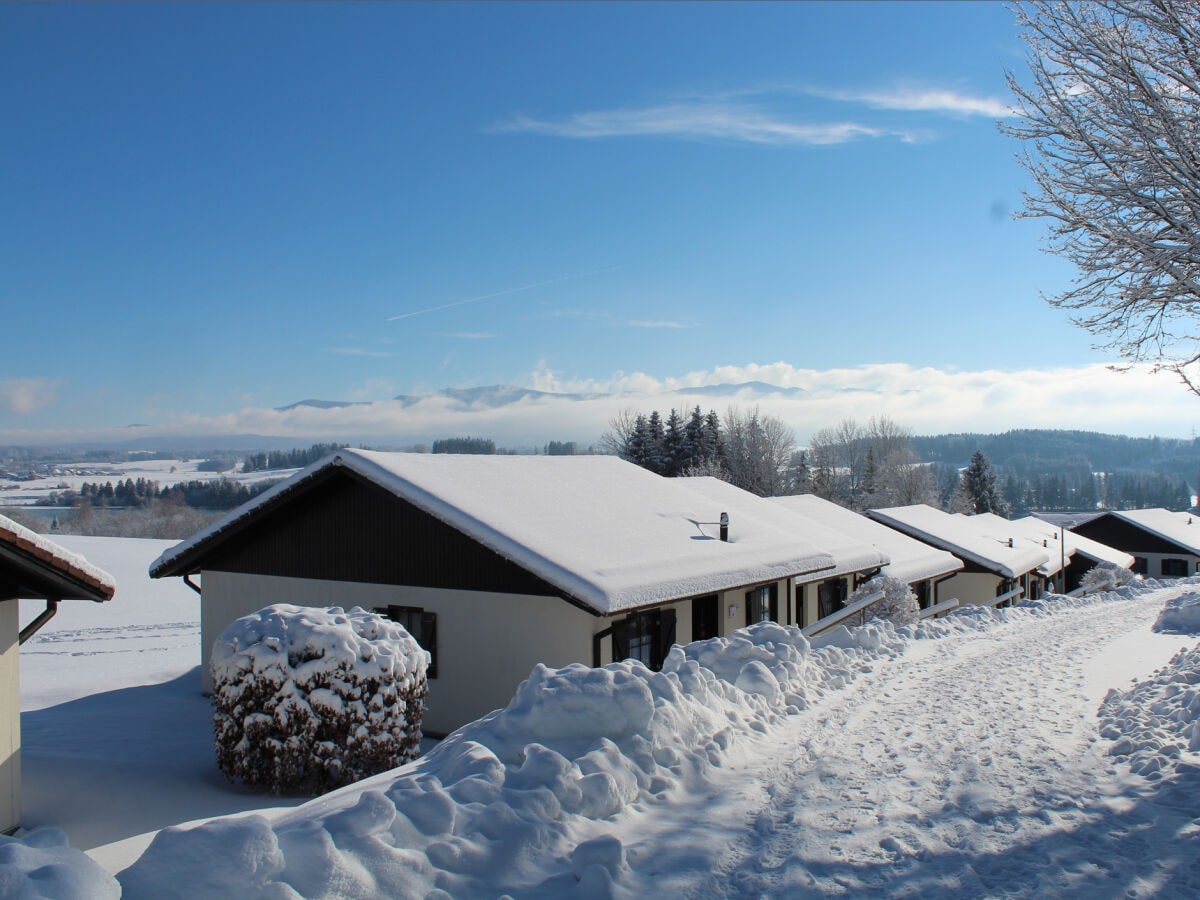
[1080, 562, 1138, 594]
[0, 827, 119, 899]
[848, 574, 919, 628]
[211, 604, 429, 795]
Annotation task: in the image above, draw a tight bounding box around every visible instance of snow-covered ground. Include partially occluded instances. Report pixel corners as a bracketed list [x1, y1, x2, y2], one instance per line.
[0, 458, 294, 509]
[11, 536, 1200, 897]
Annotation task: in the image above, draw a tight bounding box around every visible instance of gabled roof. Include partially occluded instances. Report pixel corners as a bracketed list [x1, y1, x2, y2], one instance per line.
[683, 481, 890, 580]
[1092, 508, 1200, 556]
[151, 450, 838, 616]
[1022, 515, 1135, 570]
[866, 505, 1048, 580]
[770, 494, 962, 585]
[0, 514, 115, 603]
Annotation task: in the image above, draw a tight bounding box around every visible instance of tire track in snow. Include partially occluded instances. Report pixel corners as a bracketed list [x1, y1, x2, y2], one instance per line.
[670, 589, 1193, 898]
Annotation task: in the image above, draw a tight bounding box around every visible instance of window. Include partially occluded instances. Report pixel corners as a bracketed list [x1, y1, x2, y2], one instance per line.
[1132, 557, 1148, 575]
[1161, 558, 1188, 577]
[376, 604, 438, 678]
[745, 584, 778, 626]
[913, 581, 931, 610]
[611, 608, 676, 671]
[817, 578, 847, 620]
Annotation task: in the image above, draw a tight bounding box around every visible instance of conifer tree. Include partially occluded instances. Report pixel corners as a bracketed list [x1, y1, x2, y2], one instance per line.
[957, 450, 1010, 516]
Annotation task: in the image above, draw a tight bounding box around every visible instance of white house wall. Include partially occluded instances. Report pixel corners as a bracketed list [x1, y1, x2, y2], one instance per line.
[0, 601, 19, 834]
[937, 571, 1008, 607]
[202, 571, 605, 736]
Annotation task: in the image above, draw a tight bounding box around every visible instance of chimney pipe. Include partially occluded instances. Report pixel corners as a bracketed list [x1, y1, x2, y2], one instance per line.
[719, 512, 729, 542]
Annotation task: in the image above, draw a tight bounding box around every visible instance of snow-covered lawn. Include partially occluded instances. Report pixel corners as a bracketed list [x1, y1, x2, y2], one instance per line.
[12, 536, 1200, 897]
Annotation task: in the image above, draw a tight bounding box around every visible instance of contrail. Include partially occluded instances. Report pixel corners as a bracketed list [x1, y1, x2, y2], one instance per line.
[386, 266, 618, 322]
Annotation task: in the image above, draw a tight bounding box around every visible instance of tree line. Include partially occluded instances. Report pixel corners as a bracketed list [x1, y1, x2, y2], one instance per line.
[242, 443, 348, 472]
[37, 477, 276, 511]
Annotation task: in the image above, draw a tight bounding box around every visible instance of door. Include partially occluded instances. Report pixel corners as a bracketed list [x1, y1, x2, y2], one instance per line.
[692, 594, 719, 641]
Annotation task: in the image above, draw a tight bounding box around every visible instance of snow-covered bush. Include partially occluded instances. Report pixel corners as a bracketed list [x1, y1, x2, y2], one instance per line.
[1080, 562, 1138, 594]
[849, 574, 919, 628]
[211, 604, 429, 795]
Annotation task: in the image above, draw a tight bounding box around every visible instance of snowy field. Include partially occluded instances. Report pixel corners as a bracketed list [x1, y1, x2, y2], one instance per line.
[9, 536, 1200, 897]
[0, 458, 294, 509]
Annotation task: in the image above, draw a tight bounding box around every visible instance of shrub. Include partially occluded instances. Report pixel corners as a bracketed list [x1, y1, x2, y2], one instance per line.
[211, 604, 428, 795]
[848, 574, 919, 628]
[1080, 562, 1138, 594]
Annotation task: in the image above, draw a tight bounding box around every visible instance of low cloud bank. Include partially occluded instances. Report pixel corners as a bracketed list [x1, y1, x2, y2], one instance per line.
[1, 362, 1195, 449]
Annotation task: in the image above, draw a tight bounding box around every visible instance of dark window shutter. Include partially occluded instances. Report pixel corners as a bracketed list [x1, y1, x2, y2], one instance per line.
[420, 611, 438, 678]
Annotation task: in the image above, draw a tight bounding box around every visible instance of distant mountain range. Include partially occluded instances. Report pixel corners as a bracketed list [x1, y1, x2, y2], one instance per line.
[277, 381, 806, 413]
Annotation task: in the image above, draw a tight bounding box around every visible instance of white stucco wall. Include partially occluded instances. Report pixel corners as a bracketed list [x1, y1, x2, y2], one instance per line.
[1136, 552, 1200, 579]
[0, 601, 20, 834]
[201, 571, 605, 736]
[937, 571, 1009, 607]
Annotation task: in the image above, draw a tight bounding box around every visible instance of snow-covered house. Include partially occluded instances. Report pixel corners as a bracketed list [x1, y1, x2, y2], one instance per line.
[0, 514, 114, 833]
[1007, 514, 1136, 592]
[1070, 508, 1200, 579]
[866, 505, 1049, 608]
[770, 494, 964, 615]
[149, 450, 851, 735]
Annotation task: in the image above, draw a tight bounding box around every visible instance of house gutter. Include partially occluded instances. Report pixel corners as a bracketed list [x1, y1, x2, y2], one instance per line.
[183, 574, 202, 596]
[19, 599, 58, 646]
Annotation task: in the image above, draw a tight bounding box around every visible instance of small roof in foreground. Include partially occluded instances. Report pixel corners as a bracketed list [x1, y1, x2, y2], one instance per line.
[0, 514, 115, 602]
[151, 450, 838, 616]
[1093, 508, 1200, 556]
[867, 505, 1048, 580]
[770, 494, 962, 585]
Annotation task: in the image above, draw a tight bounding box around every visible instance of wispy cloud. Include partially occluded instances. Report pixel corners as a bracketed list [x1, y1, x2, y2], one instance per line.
[325, 347, 395, 358]
[497, 102, 916, 146]
[813, 86, 1014, 117]
[0, 377, 62, 415]
[387, 266, 618, 322]
[496, 81, 1009, 146]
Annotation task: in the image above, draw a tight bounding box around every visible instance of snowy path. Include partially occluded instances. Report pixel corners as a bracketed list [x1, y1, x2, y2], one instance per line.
[632, 587, 1200, 898]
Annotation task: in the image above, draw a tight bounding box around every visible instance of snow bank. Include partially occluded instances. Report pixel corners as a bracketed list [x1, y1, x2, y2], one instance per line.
[1153, 590, 1200, 635]
[119, 584, 1162, 898]
[211, 604, 429, 794]
[1099, 640, 1200, 780]
[0, 828, 119, 899]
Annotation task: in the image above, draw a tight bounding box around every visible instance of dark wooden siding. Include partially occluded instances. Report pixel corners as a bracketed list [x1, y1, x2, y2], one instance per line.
[198, 470, 573, 602]
[1073, 514, 1195, 556]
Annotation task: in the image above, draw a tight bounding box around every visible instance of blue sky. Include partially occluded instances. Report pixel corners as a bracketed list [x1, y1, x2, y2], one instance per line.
[4, 2, 1198, 446]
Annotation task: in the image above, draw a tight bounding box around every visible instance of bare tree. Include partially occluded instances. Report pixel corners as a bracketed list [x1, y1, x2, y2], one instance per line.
[721, 405, 796, 497]
[1004, 1, 1200, 392]
[599, 408, 639, 457]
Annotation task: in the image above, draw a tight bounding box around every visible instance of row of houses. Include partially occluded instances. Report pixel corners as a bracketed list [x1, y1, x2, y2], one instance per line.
[6, 449, 1200, 832]
[146, 449, 1151, 736]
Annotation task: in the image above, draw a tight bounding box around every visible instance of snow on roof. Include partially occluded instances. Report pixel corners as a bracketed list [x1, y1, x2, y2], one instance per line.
[151, 450, 837, 616]
[770, 494, 962, 585]
[1021, 516, 1135, 570]
[973, 513, 1072, 577]
[0, 513, 115, 601]
[866, 505, 1049, 579]
[682, 481, 889, 580]
[1103, 508, 1200, 556]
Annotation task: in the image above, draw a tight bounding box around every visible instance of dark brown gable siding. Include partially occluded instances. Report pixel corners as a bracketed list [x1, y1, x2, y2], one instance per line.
[1074, 514, 1196, 556]
[198, 470, 574, 602]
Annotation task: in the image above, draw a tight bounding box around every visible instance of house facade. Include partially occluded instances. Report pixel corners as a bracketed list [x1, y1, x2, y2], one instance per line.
[0, 515, 114, 833]
[866, 505, 1049, 608]
[1071, 509, 1200, 579]
[151, 451, 875, 735]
